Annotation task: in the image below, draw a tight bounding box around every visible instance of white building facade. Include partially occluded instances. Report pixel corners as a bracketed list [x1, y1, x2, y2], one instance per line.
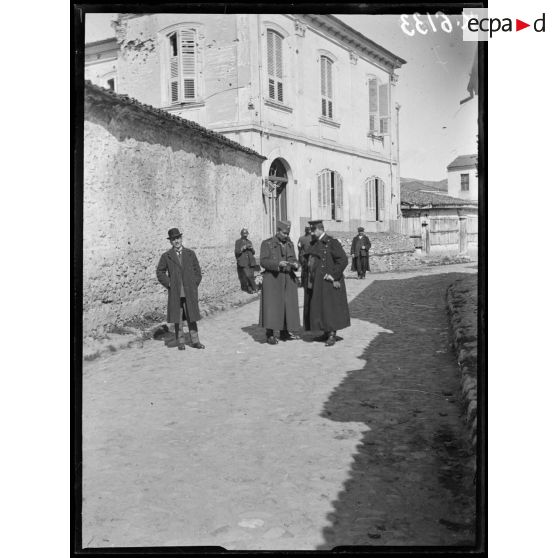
[447, 154, 478, 201]
[107, 14, 406, 241]
[84, 38, 119, 91]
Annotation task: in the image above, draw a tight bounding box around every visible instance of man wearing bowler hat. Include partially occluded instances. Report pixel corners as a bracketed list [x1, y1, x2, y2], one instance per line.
[258, 219, 301, 344]
[156, 228, 205, 350]
[303, 219, 350, 346]
[351, 226, 371, 279]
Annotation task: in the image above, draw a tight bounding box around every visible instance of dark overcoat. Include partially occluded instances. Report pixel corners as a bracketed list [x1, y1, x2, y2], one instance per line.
[234, 238, 258, 268]
[156, 248, 202, 323]
[303, 234, 351, 332]
[350, 234, 371, 272]
[258, 235, 301, 331]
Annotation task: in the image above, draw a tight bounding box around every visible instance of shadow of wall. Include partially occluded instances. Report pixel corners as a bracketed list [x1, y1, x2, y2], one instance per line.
[318, 272, 477, 548]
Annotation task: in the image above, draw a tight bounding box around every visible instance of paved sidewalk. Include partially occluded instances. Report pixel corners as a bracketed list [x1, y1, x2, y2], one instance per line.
[82, 263, 478, 550]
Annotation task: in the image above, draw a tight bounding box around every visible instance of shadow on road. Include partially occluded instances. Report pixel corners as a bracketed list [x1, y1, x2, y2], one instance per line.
[317, 272, 477, 548]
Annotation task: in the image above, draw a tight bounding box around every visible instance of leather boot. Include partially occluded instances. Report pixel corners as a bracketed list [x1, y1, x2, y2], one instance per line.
[189, 329, 205, 349]
[325, 332, 336, 347]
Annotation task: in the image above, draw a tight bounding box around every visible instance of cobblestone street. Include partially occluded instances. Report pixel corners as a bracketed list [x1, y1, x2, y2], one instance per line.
[82, 263, 478, 550]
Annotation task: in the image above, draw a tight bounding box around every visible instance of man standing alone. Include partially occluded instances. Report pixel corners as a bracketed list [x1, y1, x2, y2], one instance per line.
[351, 226, 371, 279]
[156, 228, 205, 350]
[303, 220, 350, 346]
[234, 228, 259, 294]
[259, 220, 301, 344]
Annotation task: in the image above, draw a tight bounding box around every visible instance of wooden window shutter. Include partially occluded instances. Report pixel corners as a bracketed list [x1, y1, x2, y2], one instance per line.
[267, 30, 284, 102]
[379, 83, 389, 135]
[320, 56, 333, 117]
[369, 78, 378, 133]
[169, 32, 179, 103]
[334, 172, 344, 221]
[365, 178, 375, 220]
[378, 178, 386, 221]
[180, 28, 197, 100]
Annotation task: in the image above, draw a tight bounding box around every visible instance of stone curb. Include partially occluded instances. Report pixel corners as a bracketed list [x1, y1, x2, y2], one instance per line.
[83, 290, 260, 362]
[446, 276, 478, 461]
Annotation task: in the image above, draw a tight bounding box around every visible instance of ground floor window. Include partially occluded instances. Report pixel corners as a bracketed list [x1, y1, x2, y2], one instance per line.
[364, 177, 386, 221]
[317, 170, 343, 221]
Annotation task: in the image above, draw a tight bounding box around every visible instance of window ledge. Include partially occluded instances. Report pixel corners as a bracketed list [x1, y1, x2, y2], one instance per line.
[319, 116, 341, 128]
[264, 98, 293, 113]
[162, 100, 206, 110]
[367, 131, 386, 141]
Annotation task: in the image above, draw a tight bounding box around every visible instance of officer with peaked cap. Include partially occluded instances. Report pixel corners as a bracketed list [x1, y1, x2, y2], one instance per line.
[303, 219, 350, 346]
[258, 219, 301, 344]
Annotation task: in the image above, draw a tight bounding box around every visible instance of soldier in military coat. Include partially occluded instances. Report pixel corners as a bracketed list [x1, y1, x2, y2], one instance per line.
[156, 228, 205, 350]
[258, 220, 301, 344]
[303, 220, 351, 346]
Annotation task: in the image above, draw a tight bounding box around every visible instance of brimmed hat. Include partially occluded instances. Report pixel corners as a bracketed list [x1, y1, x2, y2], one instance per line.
[167, 228, 182, 240]
[308, 219, 323, 229]
[241, 228, 249, 234]
[357, 226, 365, 232]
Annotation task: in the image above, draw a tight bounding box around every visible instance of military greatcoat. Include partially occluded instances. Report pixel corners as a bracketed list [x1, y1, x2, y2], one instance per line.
[303, 234, 351, 332]
[258, 235, 301, 331]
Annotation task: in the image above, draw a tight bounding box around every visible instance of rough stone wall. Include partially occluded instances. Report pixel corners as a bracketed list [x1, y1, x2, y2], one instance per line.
[334, 232, 420, 272]
[83, 85, 264, 337]
[447, 276, 478, 459]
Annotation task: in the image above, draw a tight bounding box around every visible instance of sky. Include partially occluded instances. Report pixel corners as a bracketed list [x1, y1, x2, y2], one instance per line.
[85, 13, 477, 181]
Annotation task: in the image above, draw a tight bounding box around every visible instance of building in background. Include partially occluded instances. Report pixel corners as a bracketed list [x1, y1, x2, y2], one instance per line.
[85, 38, 119, 91]
[94, 14, 405, 242]
[447, 154, 478, 201]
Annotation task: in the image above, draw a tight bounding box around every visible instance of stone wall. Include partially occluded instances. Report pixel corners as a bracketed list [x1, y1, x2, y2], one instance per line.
[335, 232, 420, 272]
[447, 276, 478, 458]
[83, 82, 265, 337]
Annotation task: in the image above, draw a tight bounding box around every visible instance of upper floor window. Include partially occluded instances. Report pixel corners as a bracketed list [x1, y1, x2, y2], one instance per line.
[461, 173, 470, 191]
[364, 177, 386, 221]
[320, 56, 333, 118]
[317, 169, 343, 221]
[267, 30, 284, 102]
[368, 77, 389, 135]
[166, 28, 198, 104]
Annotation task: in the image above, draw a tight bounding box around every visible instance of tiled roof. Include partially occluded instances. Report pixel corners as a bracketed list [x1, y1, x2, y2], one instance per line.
[84, 81, 266, 160]
[447, 154, 477, 169]
[401, 186, 477, 208]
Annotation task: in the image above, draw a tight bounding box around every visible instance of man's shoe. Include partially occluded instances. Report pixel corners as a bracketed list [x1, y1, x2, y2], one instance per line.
[192, 342, 205, 349]
[279, 331, 300, 341]
[313, 333, 329, 342]
[266, 335, 279, 345]
[325, 334, 336, 347]
[178, 342, 186, 350]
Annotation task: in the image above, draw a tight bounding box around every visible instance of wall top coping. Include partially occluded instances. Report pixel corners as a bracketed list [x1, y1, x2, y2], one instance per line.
[84, 81, 267, 161]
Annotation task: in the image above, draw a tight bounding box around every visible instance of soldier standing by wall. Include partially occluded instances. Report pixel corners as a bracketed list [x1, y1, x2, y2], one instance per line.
[234, 228, 259, 294]
[156, 228, 205, 350]
[303, 220, 351, 346]
[351, 226, 372, 279]
[258, 220, 301, 344]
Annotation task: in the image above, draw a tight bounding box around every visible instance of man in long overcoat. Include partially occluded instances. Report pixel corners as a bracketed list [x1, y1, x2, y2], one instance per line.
[351, 226, 372, 279]
[258, 220, 301, 344]
[303, 220, 351, 346]
[156, 228, 205, 350]
[234, 228, 259, 294]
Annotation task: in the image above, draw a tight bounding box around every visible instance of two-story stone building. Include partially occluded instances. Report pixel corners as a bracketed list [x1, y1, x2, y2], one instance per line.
[107, 14, 406, 241]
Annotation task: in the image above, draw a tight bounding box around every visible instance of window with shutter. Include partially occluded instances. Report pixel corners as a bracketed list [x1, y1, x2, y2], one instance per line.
[368, 78, 379, 134]
[334, 173, 344, 221]
[267, 30, 284, 103]
[461, 173, 470, 191]
[379, 83, 389, 135]
[364, 177, 376, 220]
[377, 178, 386, 221]
[167, 27, 199, 104]
[320, 56, 333, 118]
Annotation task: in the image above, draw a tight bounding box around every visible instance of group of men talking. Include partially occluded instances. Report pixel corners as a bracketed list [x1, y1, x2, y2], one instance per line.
[156, 222, 372, 350]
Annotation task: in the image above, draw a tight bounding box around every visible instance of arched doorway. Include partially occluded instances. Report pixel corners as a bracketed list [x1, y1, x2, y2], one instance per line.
[266, 158, 290, 234]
